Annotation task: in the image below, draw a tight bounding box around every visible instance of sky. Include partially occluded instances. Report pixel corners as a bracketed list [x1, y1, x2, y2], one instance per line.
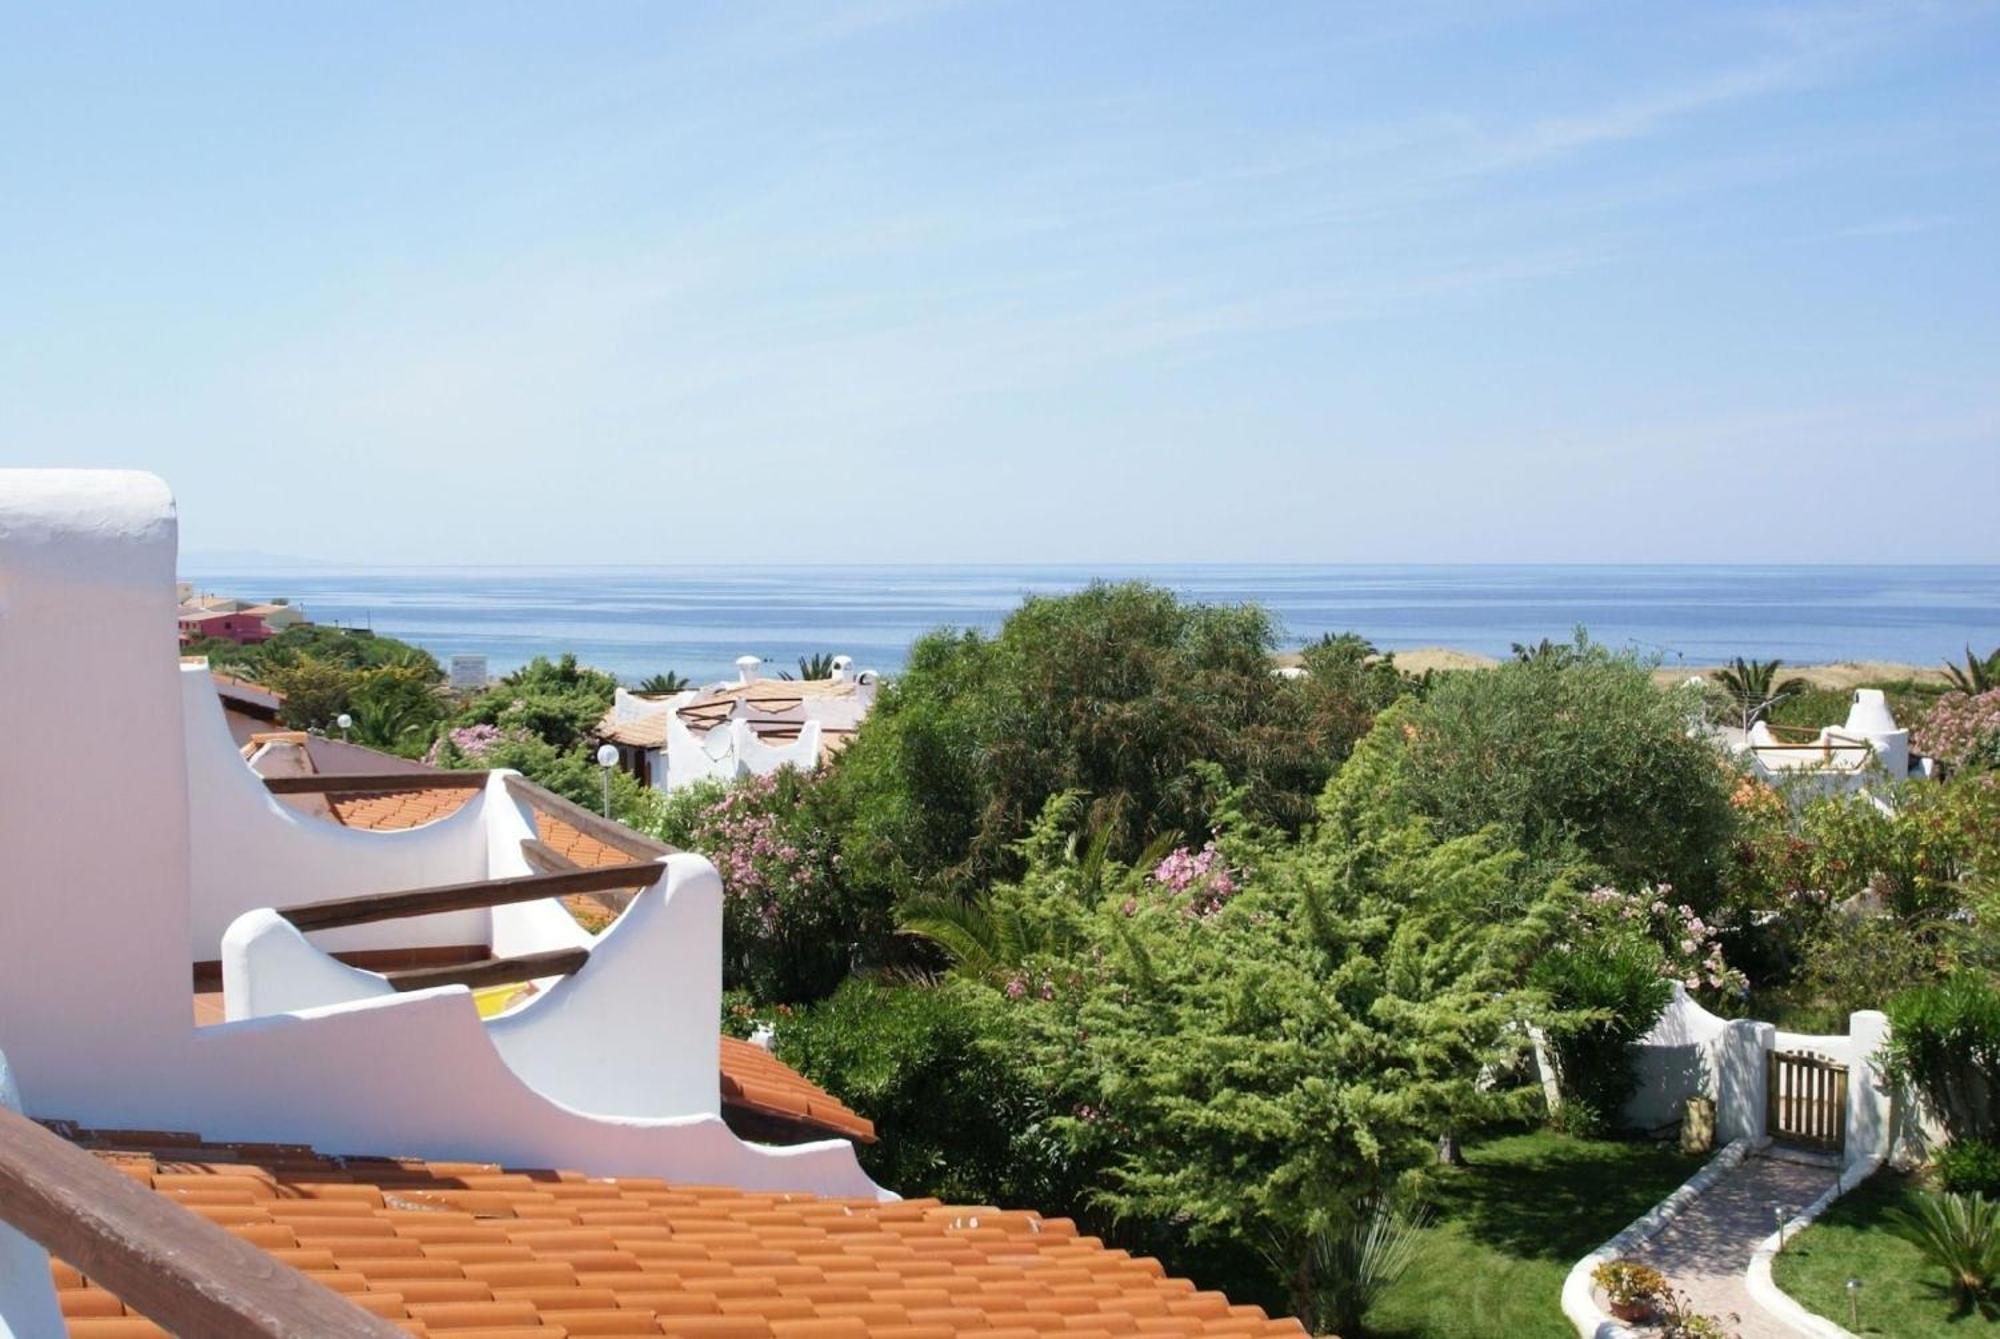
[2, 1, 1996, 565]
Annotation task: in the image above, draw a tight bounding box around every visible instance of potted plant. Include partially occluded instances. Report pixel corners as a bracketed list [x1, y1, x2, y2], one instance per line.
[1592, 1258, 1667, 1322]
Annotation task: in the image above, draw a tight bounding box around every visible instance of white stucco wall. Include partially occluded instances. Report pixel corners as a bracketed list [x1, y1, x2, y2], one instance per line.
[182, 666, 494, 961]
[1622, 983, 1894, 1167]
[1622, 984, 1731, 1132]
[0, 469, 882, 1200]
[222, 853, 724, 1122]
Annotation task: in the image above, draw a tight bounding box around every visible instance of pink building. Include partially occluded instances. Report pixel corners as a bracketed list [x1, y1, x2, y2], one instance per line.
[176, 609, 271, 646]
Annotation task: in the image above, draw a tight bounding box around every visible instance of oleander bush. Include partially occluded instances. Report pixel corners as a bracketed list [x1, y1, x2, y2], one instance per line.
[1885, 974, 2000, 1142]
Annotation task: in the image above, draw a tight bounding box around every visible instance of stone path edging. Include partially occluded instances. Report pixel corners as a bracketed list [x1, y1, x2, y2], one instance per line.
[1562, 1138, 1761, 1339]
[1743, 1156, 1883, 1339]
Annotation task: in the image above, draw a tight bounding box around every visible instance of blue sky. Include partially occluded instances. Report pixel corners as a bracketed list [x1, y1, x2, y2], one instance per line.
[3, 2, 1996, 564]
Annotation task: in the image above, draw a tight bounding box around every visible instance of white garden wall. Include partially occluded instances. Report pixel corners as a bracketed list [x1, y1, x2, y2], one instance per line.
[1617, 985, 1893, 1167]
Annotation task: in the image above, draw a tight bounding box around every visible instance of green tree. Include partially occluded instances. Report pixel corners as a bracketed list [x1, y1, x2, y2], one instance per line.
[834, 583, 1405, 898]
[783, 653, 838, 681]
[981, 787, 1563, 1329]
[345, 664, 448, 755]
[1329, 635, 1738, 903]
[262, 655, 355, 731]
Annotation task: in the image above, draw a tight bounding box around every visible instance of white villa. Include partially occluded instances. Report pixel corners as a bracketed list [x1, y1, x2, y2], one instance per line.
[595, 654, 879, 792]
[1739, 687, 1934, 801]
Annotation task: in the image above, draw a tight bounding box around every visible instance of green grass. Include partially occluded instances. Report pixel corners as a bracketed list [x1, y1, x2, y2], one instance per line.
[1360, 1129, 1703, 1339]
[1772, 1171, 2000, 1336]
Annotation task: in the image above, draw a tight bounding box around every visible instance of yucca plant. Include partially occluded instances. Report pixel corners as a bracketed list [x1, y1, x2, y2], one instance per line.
[1714, 657, 1809, 730]
[1281, 1199, 1432, 1337]
[1944, 646, 2000, 695]
[1887, 1190, 2000, 1303]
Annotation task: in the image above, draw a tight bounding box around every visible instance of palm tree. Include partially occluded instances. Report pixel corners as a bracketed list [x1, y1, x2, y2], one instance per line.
[1944, 646, 2000, 695]
[637, 671, 690, 695]
[780, 653, 838, 682]
[1511, 638, 1577, 668]
[899, 794, 1178, 980]
[1714, 657, 1808, 730]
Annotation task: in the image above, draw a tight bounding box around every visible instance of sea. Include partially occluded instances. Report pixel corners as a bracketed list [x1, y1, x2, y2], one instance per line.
[176, 564, 2000, 685]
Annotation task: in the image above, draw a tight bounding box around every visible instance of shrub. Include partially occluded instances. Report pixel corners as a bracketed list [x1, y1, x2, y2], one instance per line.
[1331, 635, 1738, 903]
[1591, 1258, 1666, 1309]
[1798, 778, 2000, 920]
[770, 979, 1081, 1211]
[1299, 1199, 1431, 1337]
[1887, 1190, 2000, 1302]
[1884, 974, 2000, 1141]
[1917, 690, 2000, 774]
[454, 653, 619, 752]
[430, 727, 655, 826]
[1532, 932, 1674, 1126]
[660, 769, 889, 1004]
[1936, 1139, 2000, 1198]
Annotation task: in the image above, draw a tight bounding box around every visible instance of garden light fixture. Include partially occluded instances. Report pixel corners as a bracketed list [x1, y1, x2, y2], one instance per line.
[596, 742, 619, 816]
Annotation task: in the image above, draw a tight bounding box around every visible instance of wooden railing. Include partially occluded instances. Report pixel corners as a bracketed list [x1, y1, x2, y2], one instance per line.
[503, 774, 675, 860]
[278, 863, 664, 933]
[0, 1106, 399, 1337]
[260, 769, 674, 991]
[275, 863, 664, 991]
[263, 770, 488, 795]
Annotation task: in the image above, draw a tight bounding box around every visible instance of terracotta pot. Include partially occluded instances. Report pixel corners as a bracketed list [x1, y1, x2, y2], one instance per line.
[1609, 1298, 1655, 1323]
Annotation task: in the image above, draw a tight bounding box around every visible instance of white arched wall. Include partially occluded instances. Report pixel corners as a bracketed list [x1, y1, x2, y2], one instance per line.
[182, 666, 494, 962]
[223, 854, 724, 1122]
[0, 469, 883, 1201]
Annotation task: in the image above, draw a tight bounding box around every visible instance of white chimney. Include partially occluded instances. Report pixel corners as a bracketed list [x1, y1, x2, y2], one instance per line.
[735, 655, 761, 686]
[831, 655, 853, 683]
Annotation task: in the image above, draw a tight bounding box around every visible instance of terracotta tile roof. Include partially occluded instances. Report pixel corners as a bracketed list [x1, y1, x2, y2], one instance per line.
[330, 788, 478, 830]
[320, 786, 874, 1146]
[46, 1125, 1303, 1337]
[717, 1039, 873, 1144]
[327, 788, 629, 874]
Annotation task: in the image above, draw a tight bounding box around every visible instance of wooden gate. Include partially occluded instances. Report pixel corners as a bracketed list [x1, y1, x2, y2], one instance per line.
[1767, 1050, 1848, 1152]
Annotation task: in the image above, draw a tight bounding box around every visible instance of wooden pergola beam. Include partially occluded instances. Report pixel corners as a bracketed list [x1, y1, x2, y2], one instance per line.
[278, 862, 664, 933]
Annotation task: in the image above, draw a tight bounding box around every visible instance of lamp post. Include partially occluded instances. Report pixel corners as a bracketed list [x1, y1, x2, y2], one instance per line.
[336, 712, 352, 742]
[1846, 1277, 1861, 1329]
[1770, 1203, 1786, 1248]
[595, 743, 619, 817]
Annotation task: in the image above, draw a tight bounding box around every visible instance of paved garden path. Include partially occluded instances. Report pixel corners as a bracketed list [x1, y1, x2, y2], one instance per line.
[1629, 1150, 1839, 1338]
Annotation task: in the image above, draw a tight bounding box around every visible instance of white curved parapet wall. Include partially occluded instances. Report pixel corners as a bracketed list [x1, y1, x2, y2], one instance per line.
[182, 662, 495, 961]
[224, 852, 726, 1122]
[0, 469, 884, 1202]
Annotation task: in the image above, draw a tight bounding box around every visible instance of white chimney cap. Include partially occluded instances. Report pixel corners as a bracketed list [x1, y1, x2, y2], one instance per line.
[735, 655, 761, 685]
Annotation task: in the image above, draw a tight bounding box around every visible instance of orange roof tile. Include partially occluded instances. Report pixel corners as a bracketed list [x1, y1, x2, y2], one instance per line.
[330, 788, 478, 830]
[46, 1126, 1304, 1338]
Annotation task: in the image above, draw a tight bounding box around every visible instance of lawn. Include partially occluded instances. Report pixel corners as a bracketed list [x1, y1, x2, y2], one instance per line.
[1361, 1129, 1704, 1339]
[1772, 1171, 2000, 1336]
